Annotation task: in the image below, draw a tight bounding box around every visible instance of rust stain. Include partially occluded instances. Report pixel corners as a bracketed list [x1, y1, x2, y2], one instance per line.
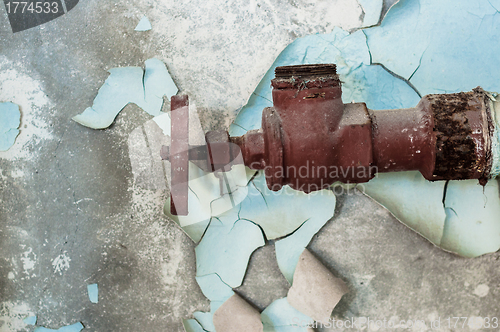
[304, 92, 326, 99]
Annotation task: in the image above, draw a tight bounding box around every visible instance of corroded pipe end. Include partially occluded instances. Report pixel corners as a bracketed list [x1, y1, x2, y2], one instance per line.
[274, 64, 337, 78]
[425, 88, 491, 182]
[272, 64, 340, 90]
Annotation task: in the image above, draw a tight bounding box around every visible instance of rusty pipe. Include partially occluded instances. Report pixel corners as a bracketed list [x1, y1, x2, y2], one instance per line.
[230, 64, 494, 192]
[162, 63, 496, 215]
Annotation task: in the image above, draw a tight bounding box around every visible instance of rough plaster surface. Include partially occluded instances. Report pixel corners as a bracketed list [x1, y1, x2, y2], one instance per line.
[0, 0, 498, 331]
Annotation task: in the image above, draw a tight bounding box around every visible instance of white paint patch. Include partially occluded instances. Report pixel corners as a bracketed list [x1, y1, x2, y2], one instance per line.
[52, 252, 71, 275]
[9, 168, 25, 179]
[0, 56, 53, 161]
[20, 248, 37, 276]
[7, 272, 15, 280]
[473, 284, 489, 297]
[0, 301, 33, 331]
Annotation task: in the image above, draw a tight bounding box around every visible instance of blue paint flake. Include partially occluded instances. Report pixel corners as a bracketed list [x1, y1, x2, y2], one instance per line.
[34, 322, 84, 332]
[87, 283, 98, 303]
[0, 102, 21, 151]
[135, 16, 152, 31]
[73, 58, 177, 129]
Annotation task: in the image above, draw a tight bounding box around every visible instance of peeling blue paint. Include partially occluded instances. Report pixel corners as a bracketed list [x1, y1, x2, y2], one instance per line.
[0, 102, 21, 151]
[73, 58, 177, 129]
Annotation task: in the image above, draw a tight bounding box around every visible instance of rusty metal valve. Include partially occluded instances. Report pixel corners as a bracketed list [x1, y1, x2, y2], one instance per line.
[162, 64, 497, 215]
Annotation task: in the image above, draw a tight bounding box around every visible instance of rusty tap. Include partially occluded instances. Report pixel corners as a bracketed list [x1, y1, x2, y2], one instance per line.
[162, 64, 496, 215]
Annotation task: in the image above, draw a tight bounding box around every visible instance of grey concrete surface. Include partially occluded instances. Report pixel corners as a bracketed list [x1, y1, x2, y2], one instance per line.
[0, 0, 498, 331]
